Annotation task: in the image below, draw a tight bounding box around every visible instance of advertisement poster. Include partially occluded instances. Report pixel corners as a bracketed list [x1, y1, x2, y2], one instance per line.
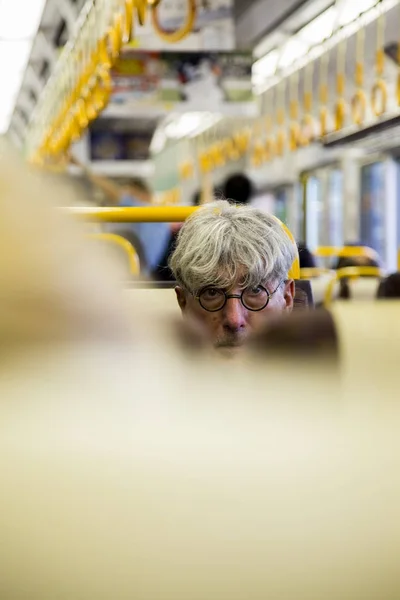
[89, 118, 157, 161]
[110, 50, 253, 110]
[128, 0, 235, 51]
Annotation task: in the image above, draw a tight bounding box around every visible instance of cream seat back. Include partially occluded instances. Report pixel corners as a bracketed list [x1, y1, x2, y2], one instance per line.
[309, 274, 335, 306]
[124, 287, 179, 318]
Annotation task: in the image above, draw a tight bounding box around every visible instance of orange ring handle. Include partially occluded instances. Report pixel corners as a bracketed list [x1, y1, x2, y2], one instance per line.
[371, 79, 388, 117]
[351, 89, 367, 126]
[152, 0, 196, 44]
[334, 98, 346, 131]
[288, 122, 301, 152]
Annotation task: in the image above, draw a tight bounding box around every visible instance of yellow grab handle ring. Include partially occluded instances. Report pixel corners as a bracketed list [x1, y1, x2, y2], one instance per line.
[334, 98, 346, 131]
[124, 0, 134, 41]
[288, 122, 301, 152]
[251, 141, 265, 168]
[85, 100, 97, 122]
[98, 36, 113, 69]
[264, 137, 275, 161]
[107, 14, 124, 62]
[275, 131, 286, 156]
[300, 114, 316, 146]
[222, 137, 240, 162]
[152, 0, 196, 44]
[135, 0, 148, 26]
[92, 70, 112, 112]
[319, 107, 329, 136]
[351, 89, 367, 126]
[199, 151, 212, 174]
[232, 130, 251, 155]
[75, 99, 89, 130]
[209, 142, 226, 169]
[371, 79, 388, 117]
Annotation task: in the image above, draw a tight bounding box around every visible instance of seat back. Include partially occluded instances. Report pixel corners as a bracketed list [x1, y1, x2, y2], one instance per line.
[294, 280, 314, 308]
[324, 267, 383, 306]
[342, 277, 380, 301]
[125, 287, 178, 318]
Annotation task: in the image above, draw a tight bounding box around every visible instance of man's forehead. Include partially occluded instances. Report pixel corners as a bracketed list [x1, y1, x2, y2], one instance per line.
[202, 274, 272, 291]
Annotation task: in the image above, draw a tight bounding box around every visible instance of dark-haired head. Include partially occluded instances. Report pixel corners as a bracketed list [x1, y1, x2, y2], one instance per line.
[223, 173, 253, 205]
[377, 272, 400, 298]
[297, 243, 316, 269]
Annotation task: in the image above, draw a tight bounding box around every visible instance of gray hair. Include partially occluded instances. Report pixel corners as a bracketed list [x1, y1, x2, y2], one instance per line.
[169, 200, 297, 292]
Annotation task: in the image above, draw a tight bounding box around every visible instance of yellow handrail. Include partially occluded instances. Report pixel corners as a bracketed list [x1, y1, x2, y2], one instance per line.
[71, 206, 197, 223]
[72, 206, 300, 280]
[276, 221, 299, 280]
[315, 246, 379, 261]
[88, 233, 140, 275]
[300, 268, 334, 279]
[324, 266, 382, 307]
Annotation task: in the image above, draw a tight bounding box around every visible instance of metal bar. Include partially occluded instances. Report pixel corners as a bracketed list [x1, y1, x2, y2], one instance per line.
[88, 233, 140, 275]
[68, 206, 199, 222]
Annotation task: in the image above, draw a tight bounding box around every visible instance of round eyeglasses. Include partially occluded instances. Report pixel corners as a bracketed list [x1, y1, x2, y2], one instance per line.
[195, 282, 282, 312]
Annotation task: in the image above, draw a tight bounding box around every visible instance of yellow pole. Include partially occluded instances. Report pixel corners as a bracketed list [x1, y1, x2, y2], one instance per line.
[68, 206, 198, 222]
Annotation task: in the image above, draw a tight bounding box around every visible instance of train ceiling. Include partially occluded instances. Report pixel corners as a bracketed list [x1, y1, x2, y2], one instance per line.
[6, 0, 398, 148]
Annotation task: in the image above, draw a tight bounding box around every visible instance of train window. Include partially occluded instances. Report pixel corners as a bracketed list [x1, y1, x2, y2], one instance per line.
[360, 162, 385, 260]
[396, 160, 400, 251]
[328, 169, 343, 248]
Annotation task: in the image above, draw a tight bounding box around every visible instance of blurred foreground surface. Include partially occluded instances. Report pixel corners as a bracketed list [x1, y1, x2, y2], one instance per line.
[0, 147, 400, 599]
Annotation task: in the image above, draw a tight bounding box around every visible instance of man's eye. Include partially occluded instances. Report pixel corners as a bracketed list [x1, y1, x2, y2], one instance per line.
[248, 286, 263, 295]
[204, 288, 220, 298]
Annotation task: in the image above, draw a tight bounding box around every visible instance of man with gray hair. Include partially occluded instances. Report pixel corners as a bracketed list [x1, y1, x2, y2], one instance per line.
[169, 200, 296, 350]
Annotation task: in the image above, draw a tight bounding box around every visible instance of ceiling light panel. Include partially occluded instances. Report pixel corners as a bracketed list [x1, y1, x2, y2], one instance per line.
[0, 0, 47, 133]
[297, 7, 336, 46]
[336, 0, 378, 26]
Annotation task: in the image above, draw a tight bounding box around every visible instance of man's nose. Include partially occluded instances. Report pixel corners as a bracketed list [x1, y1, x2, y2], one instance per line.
[222, 298, 247, 331]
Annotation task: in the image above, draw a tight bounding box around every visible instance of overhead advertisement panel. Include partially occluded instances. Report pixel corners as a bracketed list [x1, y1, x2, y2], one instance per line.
[109, 50, 253, 113]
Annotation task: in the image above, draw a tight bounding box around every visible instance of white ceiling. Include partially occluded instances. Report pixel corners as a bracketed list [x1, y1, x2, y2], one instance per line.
[0, 0, 47, 133]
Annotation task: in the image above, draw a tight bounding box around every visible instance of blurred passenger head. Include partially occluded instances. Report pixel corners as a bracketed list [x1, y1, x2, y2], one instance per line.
[377, 272, 400, 298]
[117, 177, 150, 199]
[336, 255, 379, 270]
[169, 200, 296, 350]
[336, 256, 379, 299]
[222, 173, 253, 205]
[192, 190, 201, 206]
[297, 242, 316, 269]
[249, 307, 338, 361]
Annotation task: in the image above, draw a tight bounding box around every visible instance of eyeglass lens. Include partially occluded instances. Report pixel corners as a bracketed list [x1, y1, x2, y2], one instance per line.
[199, 286, 270, 312]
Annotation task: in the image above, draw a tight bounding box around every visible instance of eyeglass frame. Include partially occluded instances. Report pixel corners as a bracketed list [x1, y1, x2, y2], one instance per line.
[194, 281, 285, 313]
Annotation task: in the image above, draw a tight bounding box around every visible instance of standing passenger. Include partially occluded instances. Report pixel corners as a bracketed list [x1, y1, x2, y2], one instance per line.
[70, 157, 170, 275]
